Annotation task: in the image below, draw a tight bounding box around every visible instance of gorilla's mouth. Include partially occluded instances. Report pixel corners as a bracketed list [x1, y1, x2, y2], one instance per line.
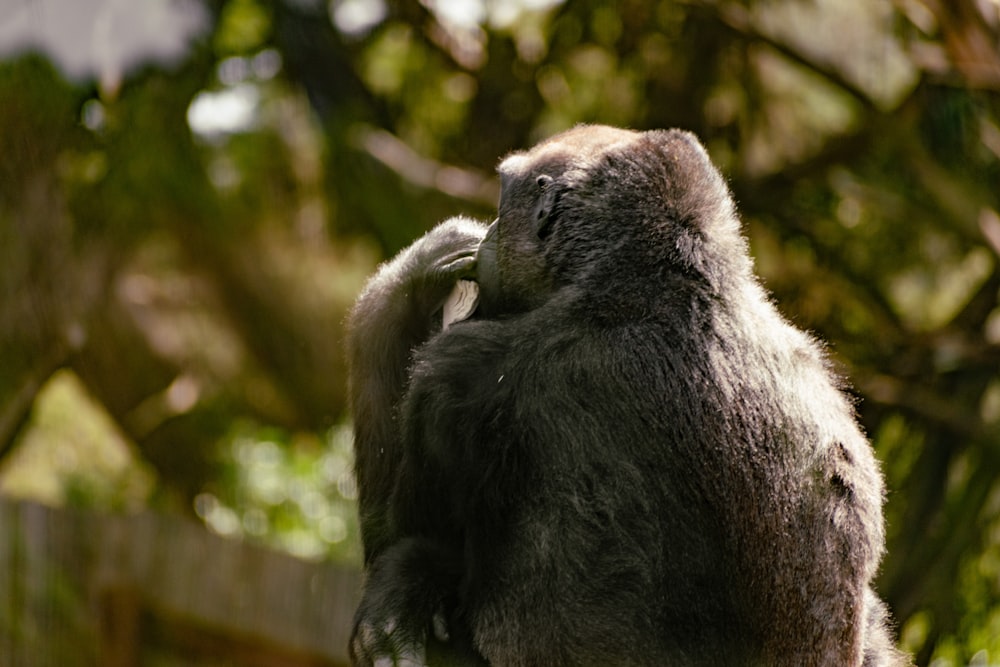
[472, 219, 500, 317]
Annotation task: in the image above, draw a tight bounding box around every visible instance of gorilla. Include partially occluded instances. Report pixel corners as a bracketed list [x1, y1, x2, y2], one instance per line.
[346, 125, 909, 667]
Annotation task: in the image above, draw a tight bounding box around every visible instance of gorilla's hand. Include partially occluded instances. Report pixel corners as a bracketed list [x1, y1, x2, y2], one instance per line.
[352, 608, 457, 667]
[349, 216, 486, 353]
[443, 280, 480, 329]
[350, 538, 477, 667]
[350, 616, 426, 667]
[405, 219, 482, 323]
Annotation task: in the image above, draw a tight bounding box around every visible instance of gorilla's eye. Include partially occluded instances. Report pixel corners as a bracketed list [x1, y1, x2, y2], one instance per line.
[534, 174, 557, 239]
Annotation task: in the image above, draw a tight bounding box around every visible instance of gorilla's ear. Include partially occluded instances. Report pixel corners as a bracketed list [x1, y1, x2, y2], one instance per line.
[534, 174, 558, 239]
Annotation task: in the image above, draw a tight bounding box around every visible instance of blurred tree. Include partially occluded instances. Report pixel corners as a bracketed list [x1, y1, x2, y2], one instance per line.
[0, 0, 998, 663]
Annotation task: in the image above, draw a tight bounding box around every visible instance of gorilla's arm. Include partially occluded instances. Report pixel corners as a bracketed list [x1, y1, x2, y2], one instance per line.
[346, 216, 486, 563]
[350, 319, 513, 667]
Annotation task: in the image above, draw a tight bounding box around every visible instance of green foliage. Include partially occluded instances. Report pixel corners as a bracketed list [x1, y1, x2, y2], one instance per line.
[198, 421, 361, 563]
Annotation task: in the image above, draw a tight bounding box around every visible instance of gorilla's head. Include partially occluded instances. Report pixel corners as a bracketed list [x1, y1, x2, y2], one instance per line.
[475, 125, 748, 320]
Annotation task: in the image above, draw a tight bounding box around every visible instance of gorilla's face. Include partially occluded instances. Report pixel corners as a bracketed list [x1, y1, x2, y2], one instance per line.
[474, 171, 555, 317]
[476, 126, 642, 317]
[475, 125, 750, 321]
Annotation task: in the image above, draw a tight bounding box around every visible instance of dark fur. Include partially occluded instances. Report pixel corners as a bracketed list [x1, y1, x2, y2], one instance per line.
[347, 126, 910, 666]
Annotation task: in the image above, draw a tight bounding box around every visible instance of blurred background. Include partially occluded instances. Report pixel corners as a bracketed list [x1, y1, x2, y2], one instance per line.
[0, 0, 998, 664]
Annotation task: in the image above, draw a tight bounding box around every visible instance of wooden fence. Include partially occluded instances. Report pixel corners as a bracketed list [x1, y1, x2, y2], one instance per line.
[0, 499, 361, 666]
